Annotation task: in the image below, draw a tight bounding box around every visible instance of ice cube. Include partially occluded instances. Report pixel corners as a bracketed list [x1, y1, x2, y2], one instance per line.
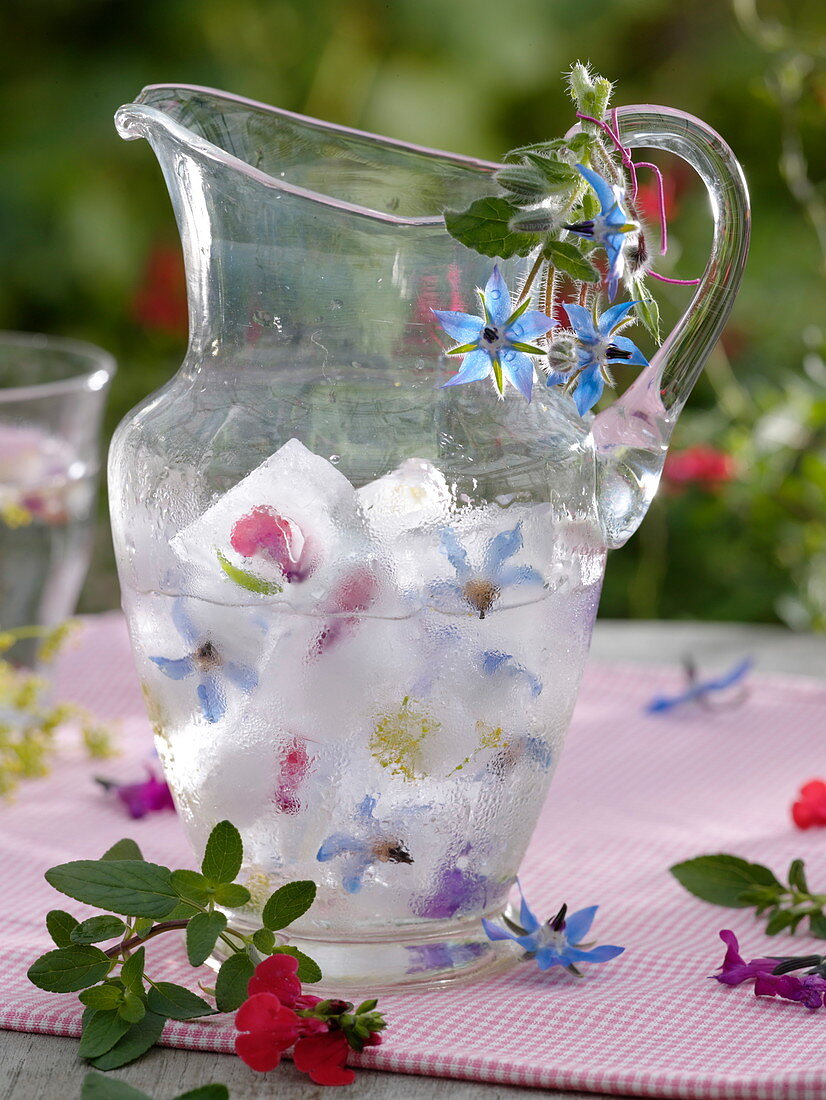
[170, 439, 360, 600]
[356, 457, 452, 538]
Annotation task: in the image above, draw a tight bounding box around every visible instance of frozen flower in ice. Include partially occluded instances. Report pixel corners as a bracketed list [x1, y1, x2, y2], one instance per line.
[95, 766, 175, 820]
[274, 737, 313, 814]
[564, 165, 638, 300]
[482, 882, 624, 975]
[149, 599, 258, 723]
[754, 971, 826, 1012]
[488, 735, 553, 777]
[645, 656, 752, 714]
[406, 940, 487, 975]
[316, 794, 414, 894]
[545, 301, 648, 417]
[413, 856, 489, 919]
[430, 522, 544, 619]
[434, 265, 555, 401]
[230, 505, 317, 582]
[791, 780, 826, 830]
[311, 562, 382, 657]
[711, 930, 778, 987]
[480, 650, 542, 697]
[369, 697, 440, 781]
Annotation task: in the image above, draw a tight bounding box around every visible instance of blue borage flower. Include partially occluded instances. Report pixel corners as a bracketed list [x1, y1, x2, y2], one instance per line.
[646, 657, 753, 714]
[316, 794, 415, 894]
[149, 599, 258, 723]
[434, 265, 555, 402]
[430, 522, 544, 618]
[482, 882, 625, 975]
[564, 164, 638, 300]
[545, 300, 649, 416]
[480, 650, 542, 697]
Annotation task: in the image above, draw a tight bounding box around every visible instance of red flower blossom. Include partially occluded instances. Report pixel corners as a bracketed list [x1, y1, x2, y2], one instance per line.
[662, 446, 735, 492]
[792, 780, 826, 829]
[293, 1030, 356, 1086]
[234, 992, 303, 1072]
[246, 951, 323, 1013]
[132, 244, 188, 336]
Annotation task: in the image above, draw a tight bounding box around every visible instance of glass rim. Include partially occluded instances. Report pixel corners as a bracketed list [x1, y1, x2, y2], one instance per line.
[0, 331, 116, 403]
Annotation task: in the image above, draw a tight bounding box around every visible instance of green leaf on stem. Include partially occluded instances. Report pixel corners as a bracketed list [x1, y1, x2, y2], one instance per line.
[71, 915, 128, 945]
[147, 981, 217, 1020]
[788, 858, 809, 893]
[543, 240, 600, 283]
[27, 946, 111, 993]
[214, 952, 255, 1013]
[216, 551, 282, 596]
[186, 911, 228, 967]
[119, 990, 147, 1024]
[212, 882, 250, 908]
[171, 869, 212, 908]
[444, 197, 541, 259]
[78, 1009, 132, 1059]
[120, 946, 145, 992]
[133, 917, 154, 938]
[262, 881, 317, 930]
[88, 1010, 166, 1071]
[670, 853, 783, 908]
[523, 153, 580, 188]
[494, 164, 552, 204]
[101, 839, 143, 862]
[252, 928, 275, 954]
[201, 821, 243, 885]
[45, 909, 79, 948]
[44, 860, 179, 919]
[81, 1071, 153, 1100]
[174, 1088, 230, 1100]
[79, 984, 124, 1010]
[809, 911, 826, 939]
[765, 908, 797, 935]
[271, 946, 322, 984]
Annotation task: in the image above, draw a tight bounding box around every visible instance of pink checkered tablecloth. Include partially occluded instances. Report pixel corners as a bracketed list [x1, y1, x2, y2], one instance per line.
[3, 612, 826, 1098]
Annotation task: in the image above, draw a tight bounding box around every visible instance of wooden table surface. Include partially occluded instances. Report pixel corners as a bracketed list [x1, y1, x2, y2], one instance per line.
[3, 619, 825, 1100]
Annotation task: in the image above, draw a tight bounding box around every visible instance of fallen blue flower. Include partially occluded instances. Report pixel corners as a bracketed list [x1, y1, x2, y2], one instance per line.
[482, 881, 624, 975]
[434, 265, 555, 401]
[564, 164, 638, 300]
[646, 657, 753, 714]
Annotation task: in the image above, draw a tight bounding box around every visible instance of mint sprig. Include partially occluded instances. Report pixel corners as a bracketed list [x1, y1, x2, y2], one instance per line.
[81, 1072, 228, 1100]
[28, 821, 321, 1071]
[670, 853, 826, 937]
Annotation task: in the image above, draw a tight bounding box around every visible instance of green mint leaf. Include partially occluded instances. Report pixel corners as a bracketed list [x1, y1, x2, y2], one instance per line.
[71, 915, 128, 945]
[119, 990, 147, 1024]
[788, 858, 809, 893]
[27, 946, 111, 993]
[79, 984, 124, 1010]
[78, 1008, 131, 1059]
[147, 981, 217, 1020]
[44, 860, 179, 919]
[216, 550, 282, 596]
[201, 820, 243, 885]
[164, 900, 202, 920]
[88, 1010, 165, 1071]
[670, 854, 783, 908]
[120, 946, 145, 992]
[494, 164, 552, 203]
[101, 839, 144, 862]
[262, 881, 317, 930]
[46, 909, 80, 948]
[631, 278, 660, 342]
[523, 153, 580, 188]
[133, 917, 154, 938]
[81, 1070, 153, 1100]
[444, 196, 541, 259]
[271, 946, 322, 984]
[252, 928, 275, 954]
[171, 868, 212, 907]
[765, 908, 796, 936]
[186, 911, 228, 967]
[809, 911, 826, 938]
[212, 883, 250, 908]
[543, 240, 600, 283]
[174, 1087, 230, 1100]
[214, 952, 255, 1012]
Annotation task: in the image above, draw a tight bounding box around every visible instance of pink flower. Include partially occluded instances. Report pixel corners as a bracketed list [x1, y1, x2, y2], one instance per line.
[662, 446, 735, 491]
[230, 506, 316, 581]
[754, 971, 826, 1012]
[274, 738, 312, 815]
[312, 565, 381, 657]
[792, 780, 826, 830]
[712, 930, 777, 986]
[97, 768, 175, 820]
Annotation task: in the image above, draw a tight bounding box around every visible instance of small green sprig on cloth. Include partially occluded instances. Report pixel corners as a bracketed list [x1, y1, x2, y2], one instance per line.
[81, 1071, 227, 1099]
[0, 621, 115, 797]
[27, 821, 321, 1072]
[671, 853, 826, 938]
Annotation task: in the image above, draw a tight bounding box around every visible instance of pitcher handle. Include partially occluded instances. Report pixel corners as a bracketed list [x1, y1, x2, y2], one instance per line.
[591, 104, 750, 448]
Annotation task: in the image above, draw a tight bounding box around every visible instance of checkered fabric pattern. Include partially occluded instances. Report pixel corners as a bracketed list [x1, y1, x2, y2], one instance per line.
[2, 612, 826, 1098]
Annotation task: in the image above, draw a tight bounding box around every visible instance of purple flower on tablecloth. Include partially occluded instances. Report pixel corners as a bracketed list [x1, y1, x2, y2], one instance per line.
[482, 881, 624, 975]
[712, 929, 778, 987]
[316, 795, 414, 894]
[754, 971, 826, 1012]
[412, 858, 489, 919]
[646, 657, 752, 714]
[96, 767, 175, 820]
[149, 598, 258, 723]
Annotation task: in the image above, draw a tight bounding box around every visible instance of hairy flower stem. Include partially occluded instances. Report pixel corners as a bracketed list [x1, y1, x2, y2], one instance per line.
[517, 253, 545, 303]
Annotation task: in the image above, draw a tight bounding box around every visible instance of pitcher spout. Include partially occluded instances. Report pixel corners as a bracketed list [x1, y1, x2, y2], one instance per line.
[590, 106, 750, 548]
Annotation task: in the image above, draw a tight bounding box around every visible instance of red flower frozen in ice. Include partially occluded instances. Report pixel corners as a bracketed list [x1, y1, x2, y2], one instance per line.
[662, 446, 736, 492]
[312, 563, 382, 657]
[274, 738, 312, 815]
[230, 506, 316, 581]
[792, 780, 826, 830]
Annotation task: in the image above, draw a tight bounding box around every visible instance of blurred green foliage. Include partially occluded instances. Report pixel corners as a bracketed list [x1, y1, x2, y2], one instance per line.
[0, 0, 824, 625]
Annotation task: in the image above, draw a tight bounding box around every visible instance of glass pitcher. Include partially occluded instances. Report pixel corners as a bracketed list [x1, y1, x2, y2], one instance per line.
[110, 85, 749, 990]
